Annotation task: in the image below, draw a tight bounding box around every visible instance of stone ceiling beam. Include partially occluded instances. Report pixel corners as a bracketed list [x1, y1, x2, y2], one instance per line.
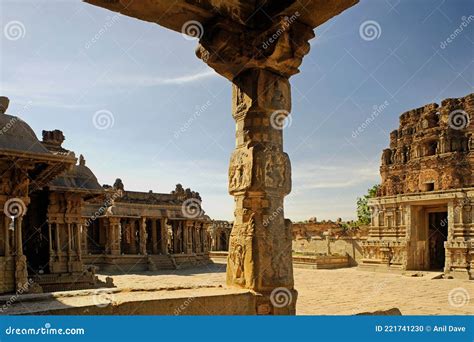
[84, 0, 358, 33]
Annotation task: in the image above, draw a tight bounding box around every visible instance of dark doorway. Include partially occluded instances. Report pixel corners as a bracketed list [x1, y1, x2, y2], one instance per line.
[428, 212, 448, 270]
[23, 190, 50, 274]
[87, 219, 105, 254]
[219, 231, 228, 251]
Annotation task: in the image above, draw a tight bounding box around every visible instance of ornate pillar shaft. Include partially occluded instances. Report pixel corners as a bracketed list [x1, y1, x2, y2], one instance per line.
[129, 220, 137, 254]
[226, 68, 293, 294]
[139, 217, 147, 255]
[15, 217, 23, 256]
[48, 223, 53, 255]
[182, 222, 188, 254]
[160, 219, 168, 254]
[109, 217, 121, 255]
[14, 216, 28, 291]
[4, 216, 10, 256]
[151, 219, 158, 254]
[196, 18, 315, 314]
[81, 221, 88, 255]
[67, 223, 72, 254]
[55, 223, 61, 256]
[76, 224, 82, 259]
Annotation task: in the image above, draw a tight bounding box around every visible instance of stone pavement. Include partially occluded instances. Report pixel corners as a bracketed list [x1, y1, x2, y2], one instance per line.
[98, 263, 473, 315]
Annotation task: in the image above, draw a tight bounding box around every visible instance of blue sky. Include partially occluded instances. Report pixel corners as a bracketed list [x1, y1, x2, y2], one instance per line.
[0, 0, 473, 221]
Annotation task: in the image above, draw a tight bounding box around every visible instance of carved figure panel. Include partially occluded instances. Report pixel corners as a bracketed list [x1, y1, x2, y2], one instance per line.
[229, 147, 253, 193]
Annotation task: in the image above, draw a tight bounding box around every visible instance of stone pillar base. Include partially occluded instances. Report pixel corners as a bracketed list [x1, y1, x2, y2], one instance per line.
[255, 289, 298, 315]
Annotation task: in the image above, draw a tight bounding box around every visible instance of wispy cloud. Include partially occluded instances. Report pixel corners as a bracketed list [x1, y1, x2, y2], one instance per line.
[104, 69, 218, 87]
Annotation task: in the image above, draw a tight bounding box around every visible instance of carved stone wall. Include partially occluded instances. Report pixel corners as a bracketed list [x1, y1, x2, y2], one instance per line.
[379, 94, 474, 196]
[362, 94, 474, 280]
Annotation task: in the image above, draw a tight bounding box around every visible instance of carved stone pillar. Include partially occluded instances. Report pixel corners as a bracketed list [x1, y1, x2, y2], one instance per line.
[172, 221, 179, 254]
[80, 221, 87, 255]
[48, 223, 54, 256]
[14, 216, 28, 290]
[129, 220, 137, 254]
[109, 217, 121, 255]
[55, 223, 61, 256]
[182, 222, 189, 254]
[76, 223, 82, 260]
[151, 219, 158, 254]
[160, 218, 168, 254]
[445, 200, 456, 273]
[196, 18, 314, 315]
[4, 216, 10, 256]
[139, 217, 147, 255]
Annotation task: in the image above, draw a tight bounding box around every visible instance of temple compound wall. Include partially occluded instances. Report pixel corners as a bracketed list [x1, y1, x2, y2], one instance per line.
[0, 96, 210, 294]
[292, 219, 368, 266]
[361, 93, 474, 280]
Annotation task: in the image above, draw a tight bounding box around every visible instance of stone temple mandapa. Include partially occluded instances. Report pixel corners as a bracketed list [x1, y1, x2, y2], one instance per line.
[0, 96, 211, 294]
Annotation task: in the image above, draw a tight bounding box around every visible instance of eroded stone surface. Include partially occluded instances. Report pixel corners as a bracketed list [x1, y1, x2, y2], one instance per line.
[363, 93, 474, 280]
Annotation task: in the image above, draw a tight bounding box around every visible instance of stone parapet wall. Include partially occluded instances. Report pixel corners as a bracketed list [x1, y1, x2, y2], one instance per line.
[292, 237, 366, 266]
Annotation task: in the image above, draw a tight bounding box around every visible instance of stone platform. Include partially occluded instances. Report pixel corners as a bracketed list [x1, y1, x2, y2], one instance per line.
[0, 286, 255, 315]
[2, 263, 472, 315]
[293, 254, 350, 269]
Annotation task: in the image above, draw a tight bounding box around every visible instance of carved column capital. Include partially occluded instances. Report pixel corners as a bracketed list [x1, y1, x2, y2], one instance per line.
[196, 17, 315, 81]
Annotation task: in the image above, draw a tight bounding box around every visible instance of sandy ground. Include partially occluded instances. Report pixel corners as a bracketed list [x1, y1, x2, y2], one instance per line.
[98, 262, 474, 315]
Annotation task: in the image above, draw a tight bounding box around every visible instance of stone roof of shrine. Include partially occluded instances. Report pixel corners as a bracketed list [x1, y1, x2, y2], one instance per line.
[0, 113, 56, 156]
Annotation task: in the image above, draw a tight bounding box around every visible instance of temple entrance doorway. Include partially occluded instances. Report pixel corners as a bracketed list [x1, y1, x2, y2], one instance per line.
[428, 211, 448, 270]
[408, 204, 448, 271]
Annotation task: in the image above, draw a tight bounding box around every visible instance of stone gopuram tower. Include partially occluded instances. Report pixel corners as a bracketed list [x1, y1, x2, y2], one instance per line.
[362, 93, 474, 279]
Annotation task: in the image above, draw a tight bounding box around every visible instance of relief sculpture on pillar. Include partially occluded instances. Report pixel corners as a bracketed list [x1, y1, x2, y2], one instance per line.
[227, 212, 255, 288]
[229, 147, 253, 193]
[262, 147, 291, 194]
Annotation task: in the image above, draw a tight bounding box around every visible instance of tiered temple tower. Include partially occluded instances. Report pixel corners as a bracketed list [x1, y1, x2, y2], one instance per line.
[362, 93, 474, 279]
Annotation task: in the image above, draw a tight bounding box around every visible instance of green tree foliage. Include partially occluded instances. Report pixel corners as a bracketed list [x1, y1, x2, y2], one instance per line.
[356, 185, 380, 225]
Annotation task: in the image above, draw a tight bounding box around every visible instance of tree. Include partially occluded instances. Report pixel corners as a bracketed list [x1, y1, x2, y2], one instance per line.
[356, 185, 380, 225]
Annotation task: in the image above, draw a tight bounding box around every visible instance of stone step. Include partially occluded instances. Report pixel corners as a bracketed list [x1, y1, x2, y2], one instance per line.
[147, 255, 177, 271]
